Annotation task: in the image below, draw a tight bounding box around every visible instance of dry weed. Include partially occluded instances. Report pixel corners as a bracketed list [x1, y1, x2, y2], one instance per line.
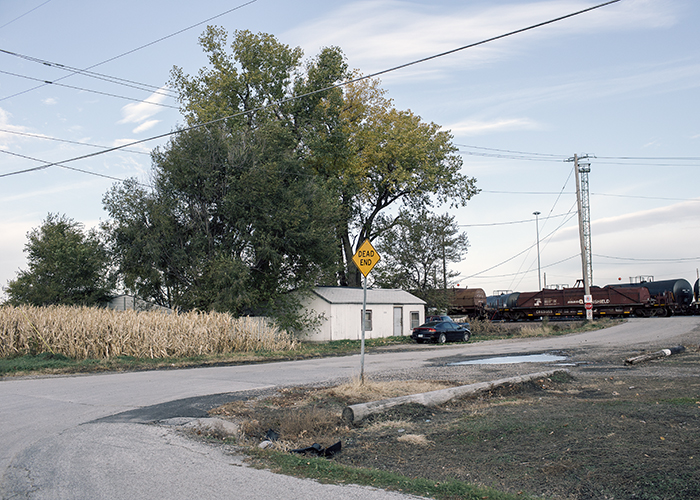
[397, 434, 432, 446]
[0, 304, 296, 359]
[363, 419, 414, 434]
[325, 377, 456, 404]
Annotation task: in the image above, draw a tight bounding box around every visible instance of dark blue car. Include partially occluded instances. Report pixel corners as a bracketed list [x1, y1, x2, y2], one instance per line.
[411, 321, 471, 344]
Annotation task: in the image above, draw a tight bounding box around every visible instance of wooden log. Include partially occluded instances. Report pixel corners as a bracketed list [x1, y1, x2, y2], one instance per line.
[342, 369, 569, 424]
[624, 345, 685, 365]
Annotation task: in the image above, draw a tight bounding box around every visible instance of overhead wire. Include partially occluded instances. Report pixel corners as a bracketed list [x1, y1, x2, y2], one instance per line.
[0, 48, 179, 99]
[0, 0, 622, 180]
[0, 149, 145, 184]
[462, 207, 579, 281]
[0, 0, 259, 103]
[458, 145, 700, 167]
[507, 166, 575, 290]
[0, 68, 179, 109]
[459, 211, 571, 227]
[0, 0, 53, 30]
[0, 128, 150, 155]
[594, 254, 700, 263]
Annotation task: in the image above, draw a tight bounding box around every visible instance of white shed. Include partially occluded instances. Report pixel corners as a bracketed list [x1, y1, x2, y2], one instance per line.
[301, 287, 426, 342]
[107, 294, 172, 314]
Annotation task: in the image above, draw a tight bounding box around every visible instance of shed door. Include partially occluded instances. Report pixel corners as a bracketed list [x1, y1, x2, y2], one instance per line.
[393, 307, 403, 336]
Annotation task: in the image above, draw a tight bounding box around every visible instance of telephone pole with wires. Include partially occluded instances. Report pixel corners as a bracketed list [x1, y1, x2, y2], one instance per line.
[568, 154, 593, 297]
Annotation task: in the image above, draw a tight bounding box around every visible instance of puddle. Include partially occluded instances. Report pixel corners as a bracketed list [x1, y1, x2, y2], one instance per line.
[450, 354, 568, 365]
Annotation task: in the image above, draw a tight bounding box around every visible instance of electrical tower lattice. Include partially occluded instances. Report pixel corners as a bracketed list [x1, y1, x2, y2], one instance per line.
[570, 154, 593, 294]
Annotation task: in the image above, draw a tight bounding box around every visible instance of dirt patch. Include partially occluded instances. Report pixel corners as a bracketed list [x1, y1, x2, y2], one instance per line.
[210, 345, 700, 500]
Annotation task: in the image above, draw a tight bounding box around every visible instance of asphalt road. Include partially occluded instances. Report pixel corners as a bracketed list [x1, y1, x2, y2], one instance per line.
[2, 317, 699, 499]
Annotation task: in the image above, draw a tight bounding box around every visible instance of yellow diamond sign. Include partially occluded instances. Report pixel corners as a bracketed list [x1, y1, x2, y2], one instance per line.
[352, 239, 381, 277]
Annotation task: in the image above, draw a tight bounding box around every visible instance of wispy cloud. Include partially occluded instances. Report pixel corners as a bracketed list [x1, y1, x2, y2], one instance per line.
[286, 0, 679, 77]
[118, 86, 169, 133]
[454, 60, 700, 118]
[132, 120, 160, 134]
[0, 107, 31, 148]
[448, 117, 540, 136]
[551, 199, 700, 242]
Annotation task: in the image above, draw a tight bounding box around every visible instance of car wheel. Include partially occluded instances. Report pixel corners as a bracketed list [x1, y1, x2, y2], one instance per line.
[437, 333, 447, 344]
[461, 331, 470, 343]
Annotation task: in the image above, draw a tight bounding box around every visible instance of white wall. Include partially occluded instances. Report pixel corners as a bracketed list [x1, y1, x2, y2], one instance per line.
[301, 295, 424, 342]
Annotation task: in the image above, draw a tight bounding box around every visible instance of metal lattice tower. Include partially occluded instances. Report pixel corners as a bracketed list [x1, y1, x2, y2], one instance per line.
[570, 154, 593, 295]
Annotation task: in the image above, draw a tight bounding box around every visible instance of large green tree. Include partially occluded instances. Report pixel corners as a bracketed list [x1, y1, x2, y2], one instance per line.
[103, 27, 479, 325]
[170, 28, 479, 288]
[373, 209, 469, 311]
[4, 213, 115, 306]
[321, 77, 478, 286]
[103, 29, 347, 325]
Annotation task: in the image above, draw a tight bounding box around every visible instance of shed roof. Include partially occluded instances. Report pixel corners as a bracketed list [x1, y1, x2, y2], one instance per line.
[312, 287, 425, 305]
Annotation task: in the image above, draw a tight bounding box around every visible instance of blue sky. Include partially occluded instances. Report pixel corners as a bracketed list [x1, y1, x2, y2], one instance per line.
[1, 0, 698, 299]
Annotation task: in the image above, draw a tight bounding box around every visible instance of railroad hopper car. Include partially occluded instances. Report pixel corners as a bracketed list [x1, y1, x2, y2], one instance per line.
[491, 286, 651, 320]
[447, 288, 487, 318]
[608, 278, 694, 316]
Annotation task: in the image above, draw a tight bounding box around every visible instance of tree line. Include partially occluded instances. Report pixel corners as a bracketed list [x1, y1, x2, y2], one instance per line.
[4, 28, 477, 330]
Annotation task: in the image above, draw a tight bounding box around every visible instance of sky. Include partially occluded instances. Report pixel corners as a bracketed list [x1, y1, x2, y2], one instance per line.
[1, 0, 699, 300]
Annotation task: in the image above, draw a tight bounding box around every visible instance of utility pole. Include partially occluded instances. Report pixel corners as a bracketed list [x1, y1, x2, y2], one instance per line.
[569, 154, 593, 297]
[533, 211, 542, 290]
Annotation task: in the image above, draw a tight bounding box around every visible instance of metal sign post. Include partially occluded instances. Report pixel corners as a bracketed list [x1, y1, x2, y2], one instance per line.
[361, 274, 367, 382]
[352, 239, 381, 384]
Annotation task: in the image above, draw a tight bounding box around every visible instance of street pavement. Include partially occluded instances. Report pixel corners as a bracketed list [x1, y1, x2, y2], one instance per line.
[2, 317, 699, 499]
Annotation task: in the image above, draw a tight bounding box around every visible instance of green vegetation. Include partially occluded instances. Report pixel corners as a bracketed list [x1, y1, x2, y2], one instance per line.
[5, 28, 478, 330]
[0, 335, 414, 377]
[248, 448, 536, 500]
[4, 213, 115, 307]
[373, 208, 469, 311]
[0, 316, 615, 375]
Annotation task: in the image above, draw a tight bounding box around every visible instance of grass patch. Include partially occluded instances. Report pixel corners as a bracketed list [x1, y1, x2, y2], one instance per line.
[0, 336, 415, 377]
[0, 314, 621, 377]
[468, 317, 621, 340]
[247, 448, 535, 500]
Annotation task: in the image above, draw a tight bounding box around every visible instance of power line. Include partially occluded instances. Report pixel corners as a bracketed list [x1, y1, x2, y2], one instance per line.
[0, 0, 258, 103]
[480, 190, 698, 202]
[463, 254, 579, 280]
[455, 144, 565, 158]
[0, 0, 622, 181]
[0, 128, 150, 155]
[0, 0, 53, 30]
[0, 68, 179, 109]
[591, 193, 700, 202]
[481, 190, 574, 195]
[458, 146, 700, 167]
[594, 254, 700, 263]
[459, 150, 565, 162]
[459, 211, 571, 227]
[0, 48, 179, 99]
[0, 149, 145, 184]
[462, 208, 578, 280]
[597, 155, 700, 161]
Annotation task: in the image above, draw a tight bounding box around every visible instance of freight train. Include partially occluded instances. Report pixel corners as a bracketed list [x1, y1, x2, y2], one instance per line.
[448, 277, 699, 320]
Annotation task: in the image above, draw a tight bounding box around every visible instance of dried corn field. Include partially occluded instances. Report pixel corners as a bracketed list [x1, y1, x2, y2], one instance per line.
[0, 305, 297, 360]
